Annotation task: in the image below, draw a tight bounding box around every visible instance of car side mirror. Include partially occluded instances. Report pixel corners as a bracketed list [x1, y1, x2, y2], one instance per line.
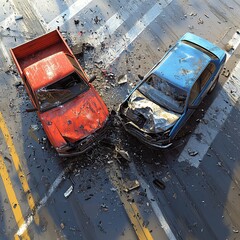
[89, 75, 96, 83]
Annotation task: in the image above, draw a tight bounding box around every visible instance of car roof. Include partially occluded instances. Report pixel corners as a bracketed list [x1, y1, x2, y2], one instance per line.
[152, 41, 211, 92]
[23, 52, 74, 91]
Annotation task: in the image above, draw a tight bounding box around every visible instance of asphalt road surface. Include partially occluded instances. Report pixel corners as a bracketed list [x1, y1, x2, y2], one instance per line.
[1, 0, 240, 239]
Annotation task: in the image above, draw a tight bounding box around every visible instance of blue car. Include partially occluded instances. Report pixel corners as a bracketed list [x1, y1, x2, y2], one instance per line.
[118, 32, 226, 148]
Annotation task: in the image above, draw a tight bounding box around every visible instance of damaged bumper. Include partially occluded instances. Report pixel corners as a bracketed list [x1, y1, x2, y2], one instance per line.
[122, 121, 172, 149]
[58, 117, 112, 157]
[118, 90, 178, 149]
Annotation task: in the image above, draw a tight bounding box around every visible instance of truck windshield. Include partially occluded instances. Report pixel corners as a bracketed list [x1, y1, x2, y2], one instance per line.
[36, 72, 89, 112]
[138, 75, 187, 113]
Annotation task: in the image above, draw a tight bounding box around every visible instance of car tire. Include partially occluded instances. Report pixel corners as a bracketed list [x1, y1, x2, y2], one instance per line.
[208, 75, 219, 94]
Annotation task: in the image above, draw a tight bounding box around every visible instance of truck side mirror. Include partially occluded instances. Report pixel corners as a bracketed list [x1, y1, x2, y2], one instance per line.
[89, 75, 96, 83]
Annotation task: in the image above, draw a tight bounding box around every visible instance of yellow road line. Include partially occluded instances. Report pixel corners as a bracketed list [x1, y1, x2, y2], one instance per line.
[0, 112, 39, 225]
[0, 155, 30, 240]
[14, 234, 20, 240]
[123, 198, 154, 240]
[108, 161, 153, 240]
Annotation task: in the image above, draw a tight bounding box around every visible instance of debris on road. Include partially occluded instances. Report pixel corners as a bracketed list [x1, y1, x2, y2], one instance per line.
[74, 19, 79, 25]
[14, 81, 23, 88]
[5, 66, 18, 76]
[198, 18, 204, 24]
[110, 187, 117, 192]
[64, 185, 74, 198]
[30, 124, 39, 131]
[188, 149, 198, 157]
[83, 42, 95, 51]
[117, 74, 128, 85]
[225, 43, 233, 52]
[60, 223, 65, 229]
[153, 179, 166, 190]
[115, 146, 130, 161]
[123, 180, 140, 193]
[189, 12, 197, 16]
[15, 15, 23, 21]
[94, 16, 101, 24]
[100, 203, 108, 211]
[222, 67, 230, 77]
[217, 161, 222, 167]
[28, 125, 40, 143]
[72, 42, 94, 56]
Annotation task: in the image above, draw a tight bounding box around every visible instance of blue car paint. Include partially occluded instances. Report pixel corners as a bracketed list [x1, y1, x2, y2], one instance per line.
[119, 32, 226, 148]
[169, 35, 226, 139]
[180, 32, 226, 61]
[152, 42, 211, 92]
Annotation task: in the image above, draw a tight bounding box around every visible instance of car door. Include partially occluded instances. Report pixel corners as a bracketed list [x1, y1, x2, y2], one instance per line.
[24, 77, 39, 110]
[198, 62, 216, 99]
[170, 80, 201, 138]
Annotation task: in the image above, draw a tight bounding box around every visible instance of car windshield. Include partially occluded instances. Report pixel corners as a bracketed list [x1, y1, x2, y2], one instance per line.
[138, 75, 187, 113]
[36, 72, 89, 112]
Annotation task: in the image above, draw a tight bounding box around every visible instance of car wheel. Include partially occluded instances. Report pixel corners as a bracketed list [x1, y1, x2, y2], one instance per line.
[208, 75, 219, 94]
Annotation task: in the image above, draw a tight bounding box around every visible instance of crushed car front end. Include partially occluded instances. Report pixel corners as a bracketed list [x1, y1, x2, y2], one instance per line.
[119, 88, 182, 148]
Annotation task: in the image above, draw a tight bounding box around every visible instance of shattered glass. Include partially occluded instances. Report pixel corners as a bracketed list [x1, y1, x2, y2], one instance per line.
[138, 74, 187, 113]
[36, 72, 89, 112]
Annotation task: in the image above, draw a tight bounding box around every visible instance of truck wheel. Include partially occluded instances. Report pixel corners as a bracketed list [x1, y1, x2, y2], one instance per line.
[208, 75, 219, 94]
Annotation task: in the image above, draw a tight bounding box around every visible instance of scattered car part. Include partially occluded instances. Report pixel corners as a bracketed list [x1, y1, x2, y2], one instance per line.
[123, 180, 140, 193]
[64, 185, 74, 198]
[153, 179, 166, 190]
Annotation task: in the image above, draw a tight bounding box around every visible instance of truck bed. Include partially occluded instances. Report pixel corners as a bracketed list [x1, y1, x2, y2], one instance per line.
[10, 30, 72, 77]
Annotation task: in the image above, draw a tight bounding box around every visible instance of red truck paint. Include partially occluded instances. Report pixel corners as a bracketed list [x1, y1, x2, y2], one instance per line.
[10, 30, 109, 157]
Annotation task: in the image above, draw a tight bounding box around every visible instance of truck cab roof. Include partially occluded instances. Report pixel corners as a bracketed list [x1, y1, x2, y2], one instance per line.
[23, 51, 75, 91]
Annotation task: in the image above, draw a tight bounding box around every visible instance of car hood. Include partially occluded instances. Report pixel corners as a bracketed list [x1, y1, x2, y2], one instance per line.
[126, 90, 180, 133]
[40, 88, 109, 142]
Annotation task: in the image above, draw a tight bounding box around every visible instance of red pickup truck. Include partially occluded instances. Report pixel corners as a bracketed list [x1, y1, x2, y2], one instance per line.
[10, 30, 109, 157]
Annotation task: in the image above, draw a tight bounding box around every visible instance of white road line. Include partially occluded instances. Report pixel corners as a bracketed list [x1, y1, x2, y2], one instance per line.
[178, 32, 240, 168]
[88, 0, 146, 46]
[47, 0, 93, 30]
[0, 13, 15, 30]
[129, 162, 177, 240]
[16, 170, 65, 236]
[226, 30, 240, 61]
[99, 0, 173, 66]
[28, 0, 48, 30]
[0, 41, 13, 66]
